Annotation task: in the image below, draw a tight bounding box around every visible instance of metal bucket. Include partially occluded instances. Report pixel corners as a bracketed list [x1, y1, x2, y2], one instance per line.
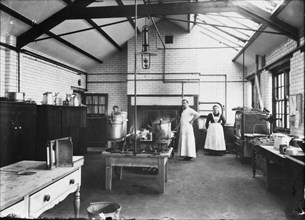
[87, 202, 121, 220]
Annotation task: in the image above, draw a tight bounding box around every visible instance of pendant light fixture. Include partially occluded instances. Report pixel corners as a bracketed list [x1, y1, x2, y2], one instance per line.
[141, 18, 156, 69]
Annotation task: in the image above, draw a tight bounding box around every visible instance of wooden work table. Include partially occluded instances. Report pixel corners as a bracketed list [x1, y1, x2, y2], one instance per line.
[252, 144, 305, 217]
[0, 156, 84, 218]
[102, 147, 173, 193]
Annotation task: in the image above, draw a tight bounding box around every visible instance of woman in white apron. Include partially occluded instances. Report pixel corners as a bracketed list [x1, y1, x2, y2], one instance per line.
[204, 105, 226, 155]
[177, 99, 200, 161]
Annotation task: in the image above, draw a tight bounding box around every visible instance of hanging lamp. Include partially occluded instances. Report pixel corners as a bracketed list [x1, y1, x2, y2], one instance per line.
[140, 18, 157, 69]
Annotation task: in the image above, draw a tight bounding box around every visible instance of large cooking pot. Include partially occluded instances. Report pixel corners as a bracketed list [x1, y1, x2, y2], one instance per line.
[106, 116, 124, 140]
[6, 92, 25, 102]
[152, 119, 171, 140]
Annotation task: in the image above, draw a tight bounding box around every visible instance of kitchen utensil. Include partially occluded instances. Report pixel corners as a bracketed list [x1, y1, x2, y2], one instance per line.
[6, 92, 25, 102]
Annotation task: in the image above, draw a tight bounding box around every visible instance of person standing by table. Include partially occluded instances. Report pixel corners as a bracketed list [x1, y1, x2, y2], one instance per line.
[204, 105, 226, 155]
[177, 99, 200, 161]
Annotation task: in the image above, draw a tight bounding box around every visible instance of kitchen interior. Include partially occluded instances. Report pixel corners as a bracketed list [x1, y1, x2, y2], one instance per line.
[0, 0, 304, 219]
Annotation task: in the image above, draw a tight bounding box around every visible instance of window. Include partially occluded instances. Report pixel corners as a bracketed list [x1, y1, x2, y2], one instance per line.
[272, 66, 290, 132]
[85, 94, 108, 116]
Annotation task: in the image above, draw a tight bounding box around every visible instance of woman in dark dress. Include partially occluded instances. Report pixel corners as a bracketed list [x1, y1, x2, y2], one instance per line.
[204, 105, 226, 155]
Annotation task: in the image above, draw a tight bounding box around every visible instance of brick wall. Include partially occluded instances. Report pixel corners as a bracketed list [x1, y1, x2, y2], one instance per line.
[87, 47, 128, 114]
[0, 35, 86, 104]
[126, 20, 245, 123]
[259, 37, 304, 137]
[0, 35, 18, 96]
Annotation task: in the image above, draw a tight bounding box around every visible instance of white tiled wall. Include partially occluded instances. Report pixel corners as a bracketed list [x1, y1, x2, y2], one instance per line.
[0, 35, 87, 104]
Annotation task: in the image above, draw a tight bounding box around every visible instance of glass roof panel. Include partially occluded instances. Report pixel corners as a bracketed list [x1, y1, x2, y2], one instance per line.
[244, 0, 285, 13]
[195, 0, 285, 52]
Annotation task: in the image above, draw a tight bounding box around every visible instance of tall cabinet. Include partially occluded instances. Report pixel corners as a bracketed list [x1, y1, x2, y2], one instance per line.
[35, 105, 87, 161]
[0, 101, 36, 167]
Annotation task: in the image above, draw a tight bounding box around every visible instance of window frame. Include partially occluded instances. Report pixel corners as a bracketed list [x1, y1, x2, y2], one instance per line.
[84, 93, 108, 117]
[272, 65, 290, 133]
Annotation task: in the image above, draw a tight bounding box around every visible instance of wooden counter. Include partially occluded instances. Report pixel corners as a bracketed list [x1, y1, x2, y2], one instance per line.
[0, 156, 84, 218]
[102, 148, 173, 193]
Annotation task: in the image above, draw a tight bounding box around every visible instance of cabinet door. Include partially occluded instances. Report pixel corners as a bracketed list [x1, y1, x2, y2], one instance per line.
[62, 107, 87, 155]
[36, 106, 62, 161]
[15, 104, 36, 161]
[0, 102, 36, 167]
[0, 102, 17, 167]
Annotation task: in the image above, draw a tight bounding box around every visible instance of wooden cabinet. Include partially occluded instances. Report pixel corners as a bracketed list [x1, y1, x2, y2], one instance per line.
[36, 105, 87, 160]
[0, 101, 36, 167]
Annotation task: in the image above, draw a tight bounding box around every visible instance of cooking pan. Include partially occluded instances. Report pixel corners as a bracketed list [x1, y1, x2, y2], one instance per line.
[6, 92, 25, 102]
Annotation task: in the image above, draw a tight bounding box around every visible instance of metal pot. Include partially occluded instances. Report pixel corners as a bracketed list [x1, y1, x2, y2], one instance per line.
[6, 92, 25, 102]
[152, 119, 171, 140]
[106, 117, 124, 140]
[42, 92, 53, 105]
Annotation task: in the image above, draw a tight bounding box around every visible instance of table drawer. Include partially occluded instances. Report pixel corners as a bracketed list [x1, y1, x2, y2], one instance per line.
[0, 200, 27, 218]
[29, 169, 81, 216]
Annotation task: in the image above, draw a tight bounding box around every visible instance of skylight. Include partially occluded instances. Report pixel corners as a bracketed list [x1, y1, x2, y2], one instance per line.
[245, 0, 285, 13]
[196, 0, 285, 52]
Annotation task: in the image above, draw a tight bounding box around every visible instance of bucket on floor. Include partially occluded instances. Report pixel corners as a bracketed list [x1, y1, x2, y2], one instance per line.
[87, 202, 121, 220]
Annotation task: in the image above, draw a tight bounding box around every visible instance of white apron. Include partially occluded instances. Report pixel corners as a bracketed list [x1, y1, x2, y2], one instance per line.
[204, 114, 226, 151]
[177, 108, 197, 158]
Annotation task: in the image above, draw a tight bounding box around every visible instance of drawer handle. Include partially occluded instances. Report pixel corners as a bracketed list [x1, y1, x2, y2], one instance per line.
[69, 179, 75, 185]
[44, 195, 50, 202]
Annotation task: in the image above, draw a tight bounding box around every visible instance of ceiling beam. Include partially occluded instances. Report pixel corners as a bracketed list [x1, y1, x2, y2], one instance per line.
[0, 2, 103, 63]
[63, 0, 122, 51]
[198, 17, 247, 42]
[230, 0, 298, 41]
[85, 19, 123, 51]
[116, 0, 141, 35]
[17, 0, 95, 48]
[232, 24, 267, 62]
[198, 24, 243, 48]
[66, 1, 237, 19]
[271, 0, 294, 17]
[199, 30, 239, 51]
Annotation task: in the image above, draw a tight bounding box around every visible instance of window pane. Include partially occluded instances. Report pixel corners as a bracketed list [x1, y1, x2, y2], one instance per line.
[99, 96, 105, 105]
[86, 97, 92, 104]
[101, 106, 106, 114]
[93, 96, 99, 105]
[94, 105, 98, 114]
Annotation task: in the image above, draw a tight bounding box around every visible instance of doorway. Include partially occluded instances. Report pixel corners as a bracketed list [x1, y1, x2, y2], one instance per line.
[84, 94, 108, 147]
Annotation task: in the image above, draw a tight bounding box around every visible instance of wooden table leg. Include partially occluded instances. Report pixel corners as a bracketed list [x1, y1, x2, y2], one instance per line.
[165, 158, 168, 183]
[252, 144, 257, 178]
[266, 158, 271, 191]
[74, 186, 80, 219]
[119, 166, 123, 180]
[158, 158, 165, 193]
[105, 158, 112, 190]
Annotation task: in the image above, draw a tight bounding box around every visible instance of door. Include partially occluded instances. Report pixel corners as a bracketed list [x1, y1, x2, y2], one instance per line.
[84, 94, 108, 147]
